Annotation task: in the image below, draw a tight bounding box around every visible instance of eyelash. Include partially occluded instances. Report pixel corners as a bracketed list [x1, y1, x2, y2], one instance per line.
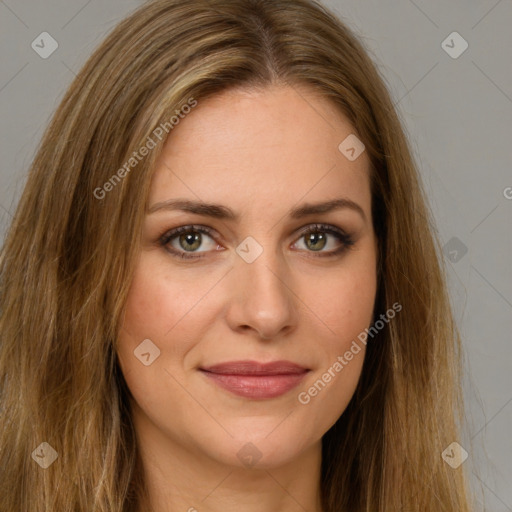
[158, 223, 355, 260]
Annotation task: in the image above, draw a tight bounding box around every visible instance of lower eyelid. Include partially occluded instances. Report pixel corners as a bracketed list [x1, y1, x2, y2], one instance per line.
[160, 225, 354, 258]
[166, 241, 353, 261]
[293, 231, 351, 249]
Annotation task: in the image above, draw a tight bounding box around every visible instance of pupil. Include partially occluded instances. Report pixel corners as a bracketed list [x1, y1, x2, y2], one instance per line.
[180, 232, 201, 251]
[307, 233, 326, 251]
[177, 231, 327, 252]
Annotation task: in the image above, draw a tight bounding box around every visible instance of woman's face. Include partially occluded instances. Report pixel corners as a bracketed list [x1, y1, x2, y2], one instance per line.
[117, 85, 378, 470]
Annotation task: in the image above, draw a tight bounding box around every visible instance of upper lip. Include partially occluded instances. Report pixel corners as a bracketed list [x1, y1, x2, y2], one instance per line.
[200, 360, 309, 376]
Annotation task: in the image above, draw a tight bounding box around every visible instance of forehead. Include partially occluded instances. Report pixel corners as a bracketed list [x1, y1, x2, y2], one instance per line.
[149, 85, 371, 217]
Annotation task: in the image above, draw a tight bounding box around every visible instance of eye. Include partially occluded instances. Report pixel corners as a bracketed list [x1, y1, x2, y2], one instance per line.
[292, 223, 355, 257]
[159, 225, 221, 260]
[158, 223, 355, 260]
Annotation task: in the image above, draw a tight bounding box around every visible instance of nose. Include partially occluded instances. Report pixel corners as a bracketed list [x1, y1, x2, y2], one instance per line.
[225, 247, 298, 341]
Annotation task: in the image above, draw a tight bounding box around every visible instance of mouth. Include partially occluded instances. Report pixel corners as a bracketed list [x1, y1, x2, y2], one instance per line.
[199, 360, 310, 399]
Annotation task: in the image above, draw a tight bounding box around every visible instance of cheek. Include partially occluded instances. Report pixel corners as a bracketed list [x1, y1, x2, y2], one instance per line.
[116, 262, 192, 415]
[308, 277, 373, 387]
[120, 256, 214, 342]
[116, 260, 177, 380]
[308, 258, 377, 349]
[296, 250, 377, 417]
[296, 275, 373, 431]
[116, 255, 222, 386]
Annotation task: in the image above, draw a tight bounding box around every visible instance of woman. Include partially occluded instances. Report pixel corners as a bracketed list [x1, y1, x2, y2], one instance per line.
[0, 0, 473, 510]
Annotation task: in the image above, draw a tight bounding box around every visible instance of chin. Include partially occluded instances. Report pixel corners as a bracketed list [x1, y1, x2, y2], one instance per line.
[203, 420, 318, 471]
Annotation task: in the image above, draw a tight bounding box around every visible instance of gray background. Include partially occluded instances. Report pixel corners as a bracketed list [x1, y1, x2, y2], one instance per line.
[0, 0, 511, 509]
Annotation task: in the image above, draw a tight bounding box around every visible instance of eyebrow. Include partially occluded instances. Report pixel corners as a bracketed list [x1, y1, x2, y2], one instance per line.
[147, 197, 367, 223]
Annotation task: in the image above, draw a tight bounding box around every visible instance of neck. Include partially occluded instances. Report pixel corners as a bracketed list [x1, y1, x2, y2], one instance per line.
[133, 413, 324, 512]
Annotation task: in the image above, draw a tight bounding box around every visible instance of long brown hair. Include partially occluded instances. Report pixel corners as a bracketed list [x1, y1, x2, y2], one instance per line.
[0, 0, 472, 510]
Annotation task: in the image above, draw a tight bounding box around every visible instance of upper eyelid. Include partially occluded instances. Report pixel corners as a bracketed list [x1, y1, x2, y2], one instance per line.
[161, 223, 351, 246]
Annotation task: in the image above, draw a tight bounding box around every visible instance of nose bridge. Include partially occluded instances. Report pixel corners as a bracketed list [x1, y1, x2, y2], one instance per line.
[227, 236, 297, 338]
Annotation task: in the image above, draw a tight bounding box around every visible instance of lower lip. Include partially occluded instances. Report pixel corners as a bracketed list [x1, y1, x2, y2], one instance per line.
[200, 371, 308, 399]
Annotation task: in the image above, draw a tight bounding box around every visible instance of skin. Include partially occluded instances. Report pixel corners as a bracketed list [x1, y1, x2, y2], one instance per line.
[117, 84, 378, 512]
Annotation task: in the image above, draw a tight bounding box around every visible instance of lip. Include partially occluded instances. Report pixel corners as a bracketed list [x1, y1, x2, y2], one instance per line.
[199, 360, 309, 399]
